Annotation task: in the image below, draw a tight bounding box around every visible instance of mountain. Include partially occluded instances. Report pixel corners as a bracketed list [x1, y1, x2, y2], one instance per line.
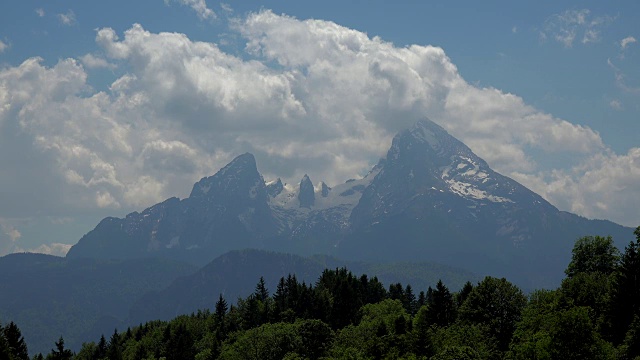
[67, 153, 280, 265]
[342, 120, 632, 287]
[66, 119, 635, 288]
[0, 253, 196, 355]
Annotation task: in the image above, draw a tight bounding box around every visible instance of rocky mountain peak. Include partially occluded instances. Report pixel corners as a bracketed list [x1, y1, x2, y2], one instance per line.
[189, 153, 265, 201]
[266, 178, 284, 197]
[320, 181, 331, 198]
[298, 174, 315, 208]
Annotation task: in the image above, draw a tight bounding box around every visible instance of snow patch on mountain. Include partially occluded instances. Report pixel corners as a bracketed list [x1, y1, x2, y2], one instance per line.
[441, 155, 513, 203]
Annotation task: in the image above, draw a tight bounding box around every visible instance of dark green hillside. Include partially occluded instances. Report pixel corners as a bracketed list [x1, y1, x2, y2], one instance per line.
[0, 253, 196, 355]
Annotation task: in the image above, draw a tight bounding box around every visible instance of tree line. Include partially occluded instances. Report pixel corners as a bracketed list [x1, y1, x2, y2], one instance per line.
[2, 227, 640, 359]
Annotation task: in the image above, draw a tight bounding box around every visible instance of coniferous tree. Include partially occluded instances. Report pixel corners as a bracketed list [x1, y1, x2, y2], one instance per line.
[166, 323, 194, 360]
[611, 227, 640, 344]
[0, 324, 12, 360]
[254, 277, 269, 302]
[274, 277, 288, 316]
[106, 329, 122, 360]
[48, 337, 73, 360]
[417, 291, 427, 308]
[455, 281, 474, 308]
[214, 294, 228, 321]
[3, 321, 28, 360]
[404, 285, 417, 315]
[425, 280, 456, 327]
[94, 334, 107, 359]
[389, 283, 404, 301]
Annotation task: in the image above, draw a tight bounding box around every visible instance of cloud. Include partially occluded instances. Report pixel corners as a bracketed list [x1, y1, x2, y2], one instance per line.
[541, 9, 613, 47]
[512, 26, 517, 34]
[57, 10, 76, 26]
[0, 9, 639, 243]
[0, 221, 21, 242]
[621, 36, 637, 50]
[35, 8, 45, 17]
[608, 58, 640, 94]
[168, 0, 216, 21]
[609, 99, 622, 110]
[28, 243, 73, 256]
[0, 40, 7, 53]
[79, 53, 116, 69]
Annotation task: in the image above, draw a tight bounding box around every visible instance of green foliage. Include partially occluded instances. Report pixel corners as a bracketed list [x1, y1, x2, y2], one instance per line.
[459, 276, 527, 351]
[431, 345, 481, 360]
[566, 235, 620, 278]
[610, 228, 640, 344]
[548, 306, 600, 360]
[331, 299, 412, 359]
[219, 320, 327, 360]
[430, 323, 500, 360]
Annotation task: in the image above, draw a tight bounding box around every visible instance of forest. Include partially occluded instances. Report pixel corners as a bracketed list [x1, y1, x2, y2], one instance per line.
[2, 227, 640, 360]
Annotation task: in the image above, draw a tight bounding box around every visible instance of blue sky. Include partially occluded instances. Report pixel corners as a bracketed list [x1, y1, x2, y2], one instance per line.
[0, 1, 639, 255]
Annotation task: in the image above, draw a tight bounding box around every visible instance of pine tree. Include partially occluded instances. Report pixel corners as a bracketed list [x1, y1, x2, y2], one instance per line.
[611, 227, 640, 344]
[3, 321, 28, 360]
[49, 337, 73, 360]
[404, 285, 417, 315]
[95, 334, 107, 359]
[254, 277, 269, 302]
[0, 324, 12, 360]
[214, 294, 228, 321]
[417, 291, 426, 308]
[106, 329, 122, 360]
[425, 280, 456, 327]
[389, 283, 404, 301]
[455, 281, 474, 308]
[274, 277, 288, 315]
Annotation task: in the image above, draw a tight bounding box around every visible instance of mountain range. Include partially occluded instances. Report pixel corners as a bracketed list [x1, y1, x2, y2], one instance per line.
[67, 119, 634, 288]
[3, 119, 634, 354]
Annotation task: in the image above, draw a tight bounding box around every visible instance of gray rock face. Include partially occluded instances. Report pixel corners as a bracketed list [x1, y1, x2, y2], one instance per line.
[298, 174, 315, 208]
[266, 178, 284, 197]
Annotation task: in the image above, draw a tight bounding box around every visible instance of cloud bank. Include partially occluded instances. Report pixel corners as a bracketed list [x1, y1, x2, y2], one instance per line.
[0, 10, 639, 255]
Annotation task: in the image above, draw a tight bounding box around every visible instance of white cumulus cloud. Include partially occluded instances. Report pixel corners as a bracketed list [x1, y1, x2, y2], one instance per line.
[0, 9, 639, 245]
[79, 53, 116, 69]
[57, 10, 76, 26]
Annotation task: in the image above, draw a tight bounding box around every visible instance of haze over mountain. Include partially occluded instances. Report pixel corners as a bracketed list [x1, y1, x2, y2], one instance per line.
[67, 120, 634, 288]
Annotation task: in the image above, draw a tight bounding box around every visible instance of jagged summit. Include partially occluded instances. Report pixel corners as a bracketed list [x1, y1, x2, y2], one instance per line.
[320, 182, 331, 197]
[266, 178, 284, 197]
[189, 152, 265, 202]
[298, 174, 315, 208]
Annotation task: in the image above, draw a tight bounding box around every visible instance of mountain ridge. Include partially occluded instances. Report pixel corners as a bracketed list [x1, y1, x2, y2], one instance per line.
[66, 119, 635, 288]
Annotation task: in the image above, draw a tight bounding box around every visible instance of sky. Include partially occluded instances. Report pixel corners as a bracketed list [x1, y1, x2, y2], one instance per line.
[0, 0, 639, 256]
